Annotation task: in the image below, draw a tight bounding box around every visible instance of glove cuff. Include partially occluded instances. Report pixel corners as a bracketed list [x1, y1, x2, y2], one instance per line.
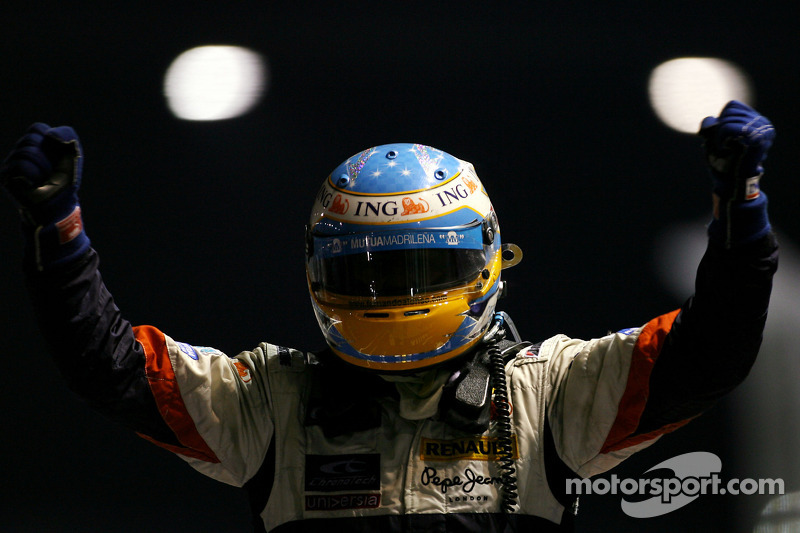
[710, 169, 764, 202]
[22, 203, 90, 271]
[708, 192, 771, 249]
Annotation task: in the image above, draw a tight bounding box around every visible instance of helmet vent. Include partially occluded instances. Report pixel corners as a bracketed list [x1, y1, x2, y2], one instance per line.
[363, 312, 390, 318]
[404, 309, 430, 316]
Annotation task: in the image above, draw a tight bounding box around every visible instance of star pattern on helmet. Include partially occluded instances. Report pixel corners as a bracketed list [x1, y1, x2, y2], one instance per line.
[334, 143, 461, 194]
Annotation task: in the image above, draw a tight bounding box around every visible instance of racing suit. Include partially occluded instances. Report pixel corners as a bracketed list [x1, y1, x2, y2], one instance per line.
[24, 232, 778, 532]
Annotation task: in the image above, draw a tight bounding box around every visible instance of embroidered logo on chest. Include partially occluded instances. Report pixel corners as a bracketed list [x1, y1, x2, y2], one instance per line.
[419, 435, 519, 461]
[304, 454, 381, 511]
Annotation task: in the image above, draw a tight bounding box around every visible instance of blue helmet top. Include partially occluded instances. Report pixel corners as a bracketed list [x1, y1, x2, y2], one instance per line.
[309, 143, 493, 237]
[329, 143, 463, 194]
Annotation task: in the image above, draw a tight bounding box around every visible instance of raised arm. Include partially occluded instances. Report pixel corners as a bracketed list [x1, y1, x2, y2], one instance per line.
[546, 102, 778, 478]
[0, 124, 175, 440]
[631, 101, 778, 439]
[1, 124, 274, 487]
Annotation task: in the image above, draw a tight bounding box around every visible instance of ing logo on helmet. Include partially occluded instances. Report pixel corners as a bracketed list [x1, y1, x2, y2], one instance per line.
[312, 168, 492, 225]
[330, 194, 349, 214]
[400, 197, 429, 215]
[462, 175, 478, 194]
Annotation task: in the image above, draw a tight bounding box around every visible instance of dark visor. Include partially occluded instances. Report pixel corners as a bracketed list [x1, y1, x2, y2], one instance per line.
[310, 248, 486, 298]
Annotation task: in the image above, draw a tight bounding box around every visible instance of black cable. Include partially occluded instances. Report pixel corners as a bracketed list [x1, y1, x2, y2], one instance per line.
[488, 331, 519, 513]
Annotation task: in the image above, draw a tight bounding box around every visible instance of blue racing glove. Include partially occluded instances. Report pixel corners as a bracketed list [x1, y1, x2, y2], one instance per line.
[699, 101, 775, 248]
[0, 123, 90, 270]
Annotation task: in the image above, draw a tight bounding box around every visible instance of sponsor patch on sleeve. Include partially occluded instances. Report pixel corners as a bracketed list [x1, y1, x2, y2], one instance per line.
[177, 342, 198, 360]
[177, 343, 225, 361]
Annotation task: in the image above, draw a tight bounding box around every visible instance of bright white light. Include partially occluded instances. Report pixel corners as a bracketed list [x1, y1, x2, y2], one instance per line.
[648, 57, 753, 134]
[164, 45, 267, 121]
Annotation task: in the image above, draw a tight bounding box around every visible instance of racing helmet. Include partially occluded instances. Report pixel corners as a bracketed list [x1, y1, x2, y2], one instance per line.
[306, 143, 522, 372]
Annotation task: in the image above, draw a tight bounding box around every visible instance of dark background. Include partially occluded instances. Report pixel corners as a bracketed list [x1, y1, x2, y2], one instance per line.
[1, 2, 798, 531]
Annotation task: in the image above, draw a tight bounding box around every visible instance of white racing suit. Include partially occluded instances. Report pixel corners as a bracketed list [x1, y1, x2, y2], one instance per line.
[133, 313, 673, 531]
[26, 234, 777, 532]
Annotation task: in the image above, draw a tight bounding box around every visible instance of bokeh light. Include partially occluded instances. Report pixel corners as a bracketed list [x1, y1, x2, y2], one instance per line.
[164, 45, 267, 121]
[648, 57, 753, 134]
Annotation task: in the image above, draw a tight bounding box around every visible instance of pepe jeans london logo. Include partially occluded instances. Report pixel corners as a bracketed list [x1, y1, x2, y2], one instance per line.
[566, 452, 784, 518]
[420, 466, 500, 502]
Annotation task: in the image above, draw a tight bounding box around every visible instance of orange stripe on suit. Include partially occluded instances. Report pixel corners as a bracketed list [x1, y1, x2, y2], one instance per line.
[133, 325, 220, 463]
[601, 310, 690, 453]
